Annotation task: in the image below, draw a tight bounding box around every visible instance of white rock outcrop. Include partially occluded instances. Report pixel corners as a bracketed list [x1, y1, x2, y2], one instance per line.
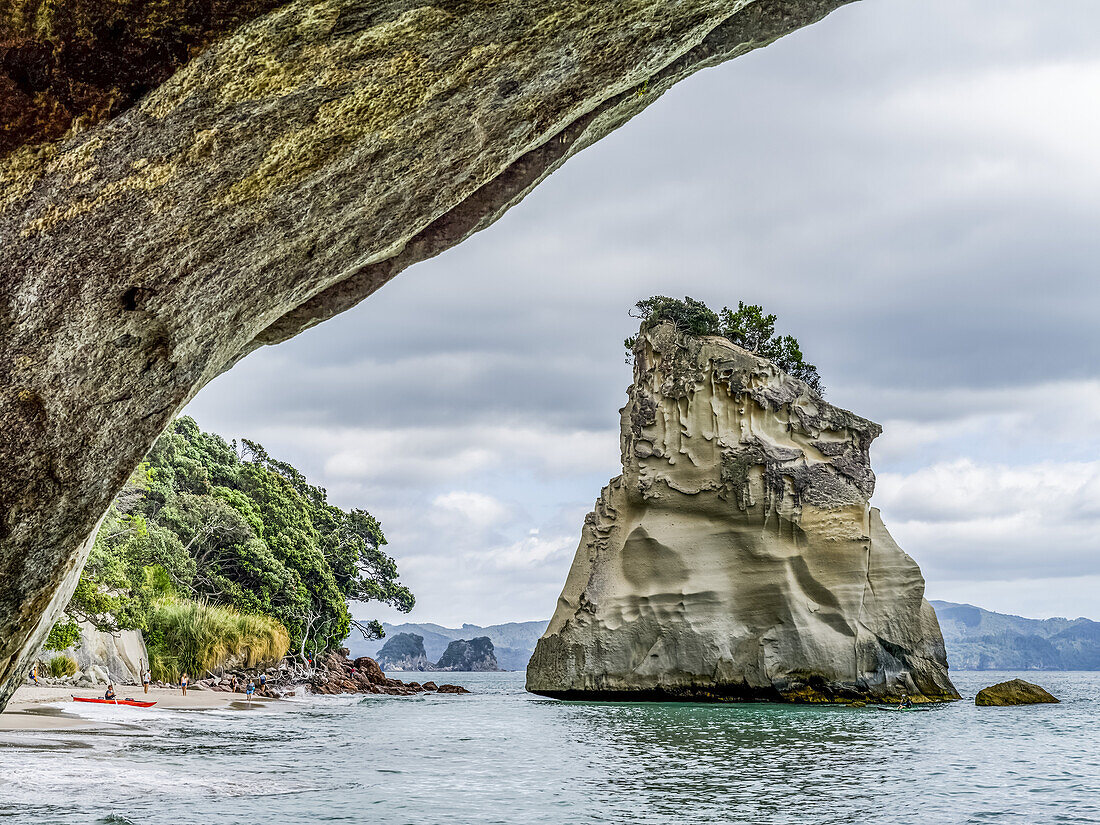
[48, 624, 148, 686]
[527, 323, 958, 703]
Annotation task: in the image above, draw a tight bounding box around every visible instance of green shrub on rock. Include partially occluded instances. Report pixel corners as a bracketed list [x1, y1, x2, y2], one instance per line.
[625, 296, 824, 395]
[50, 416, 412, 661]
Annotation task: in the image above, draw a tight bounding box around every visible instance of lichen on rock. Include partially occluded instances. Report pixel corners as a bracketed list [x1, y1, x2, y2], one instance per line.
[526, 323, 959, 703]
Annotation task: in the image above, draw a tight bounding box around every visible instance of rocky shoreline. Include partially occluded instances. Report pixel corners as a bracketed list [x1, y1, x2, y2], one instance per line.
[301, 650, 470, 697]
[30, 649, 470, 699]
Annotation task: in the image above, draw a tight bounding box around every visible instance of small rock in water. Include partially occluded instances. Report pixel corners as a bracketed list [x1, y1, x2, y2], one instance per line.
[436, 684, 470, 694]
[975, 679, 1059, 706]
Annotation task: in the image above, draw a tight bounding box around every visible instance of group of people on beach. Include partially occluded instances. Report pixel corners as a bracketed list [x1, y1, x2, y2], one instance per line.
[99, 671, 262, 703]
[32, 655, 268, 704]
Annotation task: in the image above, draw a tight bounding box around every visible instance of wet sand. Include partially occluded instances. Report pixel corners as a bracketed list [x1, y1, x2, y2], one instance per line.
[1, 685, 282, 731]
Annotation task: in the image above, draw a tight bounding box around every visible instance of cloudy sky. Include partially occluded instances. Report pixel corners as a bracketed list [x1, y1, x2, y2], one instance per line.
[187, 0, 1100, 628]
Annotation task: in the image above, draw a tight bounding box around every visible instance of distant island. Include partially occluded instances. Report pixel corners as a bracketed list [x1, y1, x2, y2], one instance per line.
[375, 633, 503, 672]
[351, 605, 1100, 673]
[933, 601, 1100, 670]
[346, 621, 548, 671]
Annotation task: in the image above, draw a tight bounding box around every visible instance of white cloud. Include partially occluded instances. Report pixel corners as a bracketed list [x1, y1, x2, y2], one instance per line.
[875, 459, 1100, 523]
[431, 491, 511, 531]
[244, 423, 621, 488]
[884, 60, 1100, 189]
[875, 459, 1100, 584]
[461, 532, 577, 572]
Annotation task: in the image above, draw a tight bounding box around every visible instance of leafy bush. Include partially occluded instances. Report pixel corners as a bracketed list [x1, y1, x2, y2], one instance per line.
[48, 655, 78, 678]
[146, 598, 290, 683]
[58, 417, 413, 657]
[44, 618, 81, 651]
[626, 296, 824, 394]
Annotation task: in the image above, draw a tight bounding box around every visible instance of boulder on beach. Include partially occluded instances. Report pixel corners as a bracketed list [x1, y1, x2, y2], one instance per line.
[975, 679, 1059, 706]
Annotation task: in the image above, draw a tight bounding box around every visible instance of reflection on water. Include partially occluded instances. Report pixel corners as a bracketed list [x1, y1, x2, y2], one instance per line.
[565, 701, 887, 822]
[0, 671, 1097, 825]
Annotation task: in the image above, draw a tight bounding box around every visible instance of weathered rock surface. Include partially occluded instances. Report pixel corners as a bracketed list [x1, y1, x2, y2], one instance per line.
[527, 323, 958, 703]
[0, 0, 855, 709]
[0, 0, 286, 157]
[375, 632, 431, 671]
[975, 679, 1059, 706]
[434, 636, 501, 672]
[44, 622, 148, 685]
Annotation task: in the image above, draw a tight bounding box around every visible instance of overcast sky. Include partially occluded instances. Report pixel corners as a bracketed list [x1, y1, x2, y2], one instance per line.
[187, 0, 1100, 628]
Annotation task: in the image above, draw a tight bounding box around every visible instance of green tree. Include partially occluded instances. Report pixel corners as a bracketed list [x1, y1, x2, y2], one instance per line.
[624, 295, 720, 352]
[46, 417, 412, 658]
[627, 296, 824, 395]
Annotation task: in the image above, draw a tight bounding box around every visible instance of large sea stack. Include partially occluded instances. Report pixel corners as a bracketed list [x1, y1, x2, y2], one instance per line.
[527, 322, 958, 703]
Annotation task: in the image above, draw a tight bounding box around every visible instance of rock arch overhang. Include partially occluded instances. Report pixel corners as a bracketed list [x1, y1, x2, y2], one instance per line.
[0, 0, 855, 708]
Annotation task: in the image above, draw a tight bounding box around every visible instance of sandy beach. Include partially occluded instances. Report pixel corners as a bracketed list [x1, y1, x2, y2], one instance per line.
[0, 684, 281, 731]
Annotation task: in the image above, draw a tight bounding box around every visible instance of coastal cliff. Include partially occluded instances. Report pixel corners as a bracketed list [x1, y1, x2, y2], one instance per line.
[526, 323, 958, 703]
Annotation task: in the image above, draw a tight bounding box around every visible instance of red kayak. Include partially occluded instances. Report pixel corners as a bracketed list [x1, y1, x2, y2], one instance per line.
[73, 697, 157, 708]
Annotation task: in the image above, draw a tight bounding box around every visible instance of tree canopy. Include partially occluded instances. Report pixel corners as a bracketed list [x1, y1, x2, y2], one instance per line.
[625, 296, 824, 394]
[47, 417, 412, 658]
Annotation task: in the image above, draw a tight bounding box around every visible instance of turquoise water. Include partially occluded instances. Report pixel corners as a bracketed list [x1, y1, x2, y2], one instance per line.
[1, 671, 1097, 824]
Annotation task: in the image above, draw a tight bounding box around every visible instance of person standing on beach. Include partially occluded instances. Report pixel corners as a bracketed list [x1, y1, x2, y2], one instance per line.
[245, 678, 256, 705]
[181, 672, 190, 696]
[142, 665, 151, 695]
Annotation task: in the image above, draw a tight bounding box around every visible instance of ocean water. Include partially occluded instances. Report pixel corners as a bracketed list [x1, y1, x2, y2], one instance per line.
[1, 670, 1097, 824]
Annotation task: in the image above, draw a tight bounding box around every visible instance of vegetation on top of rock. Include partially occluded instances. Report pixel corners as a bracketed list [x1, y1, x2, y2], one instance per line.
[46, 417, 412, 668]
[375, 633, 429, 669]
[624, 296, 824, 394]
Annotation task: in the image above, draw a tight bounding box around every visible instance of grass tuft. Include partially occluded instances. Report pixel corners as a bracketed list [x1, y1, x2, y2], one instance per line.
[48, 654, 78, 677]
[146, 598, 290, 683]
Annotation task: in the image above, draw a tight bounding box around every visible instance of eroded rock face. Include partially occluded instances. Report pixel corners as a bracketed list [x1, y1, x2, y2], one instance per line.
[526, 323, 958, 703]
[0, 0, 286, 157]
[46, 623, 149, 686]
[434, 637, 501, 672]
[0, 0, 855, 709]
[376, 632, 430, 671]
